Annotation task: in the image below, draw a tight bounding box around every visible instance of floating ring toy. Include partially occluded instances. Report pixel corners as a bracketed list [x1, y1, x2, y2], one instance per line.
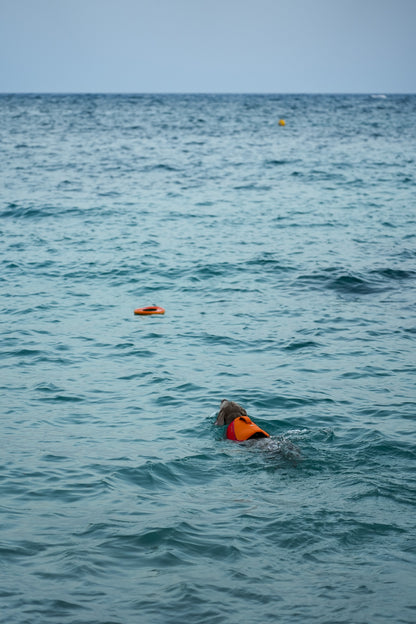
[134, 305, 165, 316]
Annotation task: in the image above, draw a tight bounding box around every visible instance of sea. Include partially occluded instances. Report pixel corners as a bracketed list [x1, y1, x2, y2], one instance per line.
[1, 93, 415, 624]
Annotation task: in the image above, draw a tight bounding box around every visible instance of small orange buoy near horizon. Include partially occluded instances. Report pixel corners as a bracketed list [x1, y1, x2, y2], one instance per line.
[134, 305, 165, 316]
[279, 119, 286, 126]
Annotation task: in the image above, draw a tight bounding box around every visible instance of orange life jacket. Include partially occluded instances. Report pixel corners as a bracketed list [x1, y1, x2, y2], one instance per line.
[226, 416, 270, 441]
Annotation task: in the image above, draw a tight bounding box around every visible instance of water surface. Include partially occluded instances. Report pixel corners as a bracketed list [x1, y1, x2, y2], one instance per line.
[1, 93, 415, 623]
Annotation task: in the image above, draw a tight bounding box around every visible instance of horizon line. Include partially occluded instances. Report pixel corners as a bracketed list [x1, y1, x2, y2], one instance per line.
[1, 91, 415, 96]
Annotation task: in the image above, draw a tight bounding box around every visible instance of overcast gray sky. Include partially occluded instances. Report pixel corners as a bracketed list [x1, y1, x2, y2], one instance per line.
[1, 0, 415, 93]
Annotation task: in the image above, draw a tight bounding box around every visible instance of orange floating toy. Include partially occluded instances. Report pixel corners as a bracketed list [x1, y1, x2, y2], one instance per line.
[134, 305, 165, 316]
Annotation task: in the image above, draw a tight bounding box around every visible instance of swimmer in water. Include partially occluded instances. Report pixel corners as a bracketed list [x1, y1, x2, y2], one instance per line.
[215, 399, 270, 441]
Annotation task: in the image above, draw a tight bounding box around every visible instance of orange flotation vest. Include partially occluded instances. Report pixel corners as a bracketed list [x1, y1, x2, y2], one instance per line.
[226, 416, 270, 441]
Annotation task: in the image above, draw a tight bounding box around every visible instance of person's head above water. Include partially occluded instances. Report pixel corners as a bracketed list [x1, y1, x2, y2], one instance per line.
[215, 399, 270, 441]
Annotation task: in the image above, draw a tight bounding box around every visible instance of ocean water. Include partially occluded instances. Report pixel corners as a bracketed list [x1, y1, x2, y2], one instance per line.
[0, 93, 415, 624]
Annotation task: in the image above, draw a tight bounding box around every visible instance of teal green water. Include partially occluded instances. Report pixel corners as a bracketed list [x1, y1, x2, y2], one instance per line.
[1, 94, 415, 623]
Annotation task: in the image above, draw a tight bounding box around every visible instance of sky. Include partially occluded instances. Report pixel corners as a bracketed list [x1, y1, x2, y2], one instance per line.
[1, 0, 415, 93]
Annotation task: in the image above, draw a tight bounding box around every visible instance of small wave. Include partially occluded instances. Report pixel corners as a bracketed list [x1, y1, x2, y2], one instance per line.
[264, 158, 294, 167]
[143, 163, 179, 172]
[0, 202, 50, 219]
[369, 267, 416, 282]
[199, 332, 247, 348]
[283, 340, 320, 351]
[329, 273, 379, 294]
[233, 183, 272, 191]
[39, 393, 85, 403]
[296, 267, 392, 295]
[0, 202, 84, 219]
[114, 453, 221, 491]
[246, 253, 295, 274]
[99, 519, 241, 571]
[0, 540, 47, 562]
